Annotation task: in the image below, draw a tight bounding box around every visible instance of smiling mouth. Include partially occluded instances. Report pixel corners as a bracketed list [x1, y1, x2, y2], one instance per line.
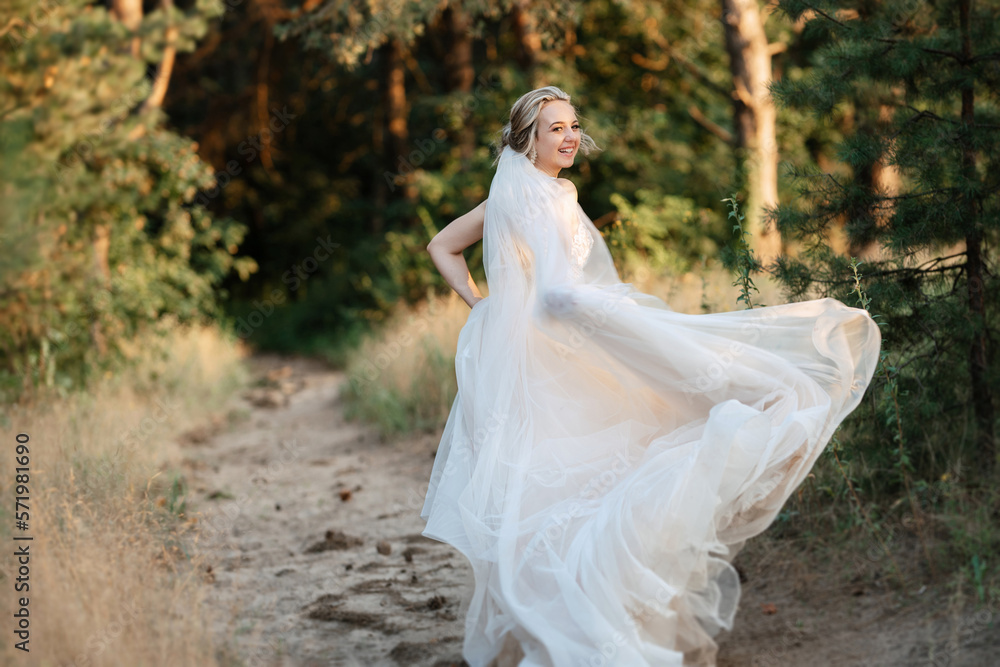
[558, 147, 576, 155]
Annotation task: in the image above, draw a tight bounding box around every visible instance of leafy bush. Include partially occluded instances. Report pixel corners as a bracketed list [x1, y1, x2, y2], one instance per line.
[0, 0, 255, 400]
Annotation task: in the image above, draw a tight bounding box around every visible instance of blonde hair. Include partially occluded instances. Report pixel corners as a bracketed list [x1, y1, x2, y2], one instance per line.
[494, 86, 599, 164]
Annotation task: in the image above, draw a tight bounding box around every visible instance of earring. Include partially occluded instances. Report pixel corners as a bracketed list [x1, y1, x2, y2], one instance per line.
[528, 147, 537, 164]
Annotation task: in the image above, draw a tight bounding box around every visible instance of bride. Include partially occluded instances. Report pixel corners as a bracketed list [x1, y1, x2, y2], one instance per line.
[421, 86, 880, 667]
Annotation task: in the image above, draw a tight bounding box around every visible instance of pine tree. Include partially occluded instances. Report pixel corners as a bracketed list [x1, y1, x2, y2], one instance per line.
[772, 0, 1000, 476]
[0, 0, 256, 397]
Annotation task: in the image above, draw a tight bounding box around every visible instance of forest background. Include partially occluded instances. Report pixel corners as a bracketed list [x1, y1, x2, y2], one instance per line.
[1, 0, 999, 663]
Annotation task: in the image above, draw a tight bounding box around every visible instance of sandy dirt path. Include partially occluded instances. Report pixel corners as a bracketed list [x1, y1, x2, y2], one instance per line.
[183, 355, 998, 667]
[185, 355, 470, 666]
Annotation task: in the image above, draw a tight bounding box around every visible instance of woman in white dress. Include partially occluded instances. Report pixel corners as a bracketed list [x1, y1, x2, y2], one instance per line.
[421, 86, 881, 667]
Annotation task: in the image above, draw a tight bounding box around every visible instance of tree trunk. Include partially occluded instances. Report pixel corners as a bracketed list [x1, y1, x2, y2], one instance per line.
[442, 6, 475, 164]
[91, 223, 111, 356]
[443, 7, 474, 93]
[109, 0, 143, 57]
[721, 0, 781, 264]
[142, 0, 178, 111]
[255, 12, 275, 171]
[373, 38, 410, 233]
[959, 0, 994, 473]
[511, 4, 542, 83]
[102, 0, 146, 355]
[384, 39, 408, 166]
[851, 103, 902, 259]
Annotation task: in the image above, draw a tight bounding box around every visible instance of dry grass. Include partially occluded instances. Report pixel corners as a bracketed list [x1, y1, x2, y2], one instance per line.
[343, 291, 473, 437]
[626, 262, 788, 314]
[0, 321, 248, 666]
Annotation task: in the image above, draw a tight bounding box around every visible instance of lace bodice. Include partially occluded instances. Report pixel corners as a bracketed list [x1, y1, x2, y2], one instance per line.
[569, 219, 594, 279]
[511, 216, 593, 282]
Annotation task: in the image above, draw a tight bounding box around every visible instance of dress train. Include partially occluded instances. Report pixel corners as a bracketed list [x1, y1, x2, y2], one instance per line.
[421, 146, 881, 666]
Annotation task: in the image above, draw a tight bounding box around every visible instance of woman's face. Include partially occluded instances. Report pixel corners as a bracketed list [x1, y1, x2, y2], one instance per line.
[533, 100, 580, 178]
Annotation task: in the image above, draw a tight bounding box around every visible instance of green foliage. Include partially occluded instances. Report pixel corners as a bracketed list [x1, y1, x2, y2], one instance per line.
[165, 472, 188, 517]
[602, 191, 722, 280]
[721, 195, 762, 309]
[0, 0, 254, 399]
[166, 0, 773, 352]
[849, 258, 931, 554]
[762, 0, 1000, 592]
[772, 0, 1000, 484]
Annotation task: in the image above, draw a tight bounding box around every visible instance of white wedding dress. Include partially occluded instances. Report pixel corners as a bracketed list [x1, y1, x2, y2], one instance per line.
[420, 146, 881, 666]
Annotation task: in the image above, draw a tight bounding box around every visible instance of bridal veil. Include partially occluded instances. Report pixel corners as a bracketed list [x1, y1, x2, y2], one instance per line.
[421, 145, 881, 666]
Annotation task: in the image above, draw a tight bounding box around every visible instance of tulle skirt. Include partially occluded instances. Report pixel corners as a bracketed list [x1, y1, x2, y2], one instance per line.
[421, 285, 881, 666]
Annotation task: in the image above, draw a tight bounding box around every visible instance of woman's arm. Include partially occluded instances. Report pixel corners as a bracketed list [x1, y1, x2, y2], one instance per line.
[427, 200, 487, 308]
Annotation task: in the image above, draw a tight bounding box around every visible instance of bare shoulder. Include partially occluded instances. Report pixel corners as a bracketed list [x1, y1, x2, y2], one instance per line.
[554, 178, 577, 201]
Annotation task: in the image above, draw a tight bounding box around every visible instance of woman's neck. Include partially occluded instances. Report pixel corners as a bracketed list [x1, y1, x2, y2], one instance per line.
[535, 162, 559, 179]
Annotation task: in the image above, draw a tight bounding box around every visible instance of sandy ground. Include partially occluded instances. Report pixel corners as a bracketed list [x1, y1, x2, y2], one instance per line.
[182, 355, 998, 667]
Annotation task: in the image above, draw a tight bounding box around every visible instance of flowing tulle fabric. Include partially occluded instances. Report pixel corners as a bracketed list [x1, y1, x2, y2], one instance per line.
[420, 146, 881, 666]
